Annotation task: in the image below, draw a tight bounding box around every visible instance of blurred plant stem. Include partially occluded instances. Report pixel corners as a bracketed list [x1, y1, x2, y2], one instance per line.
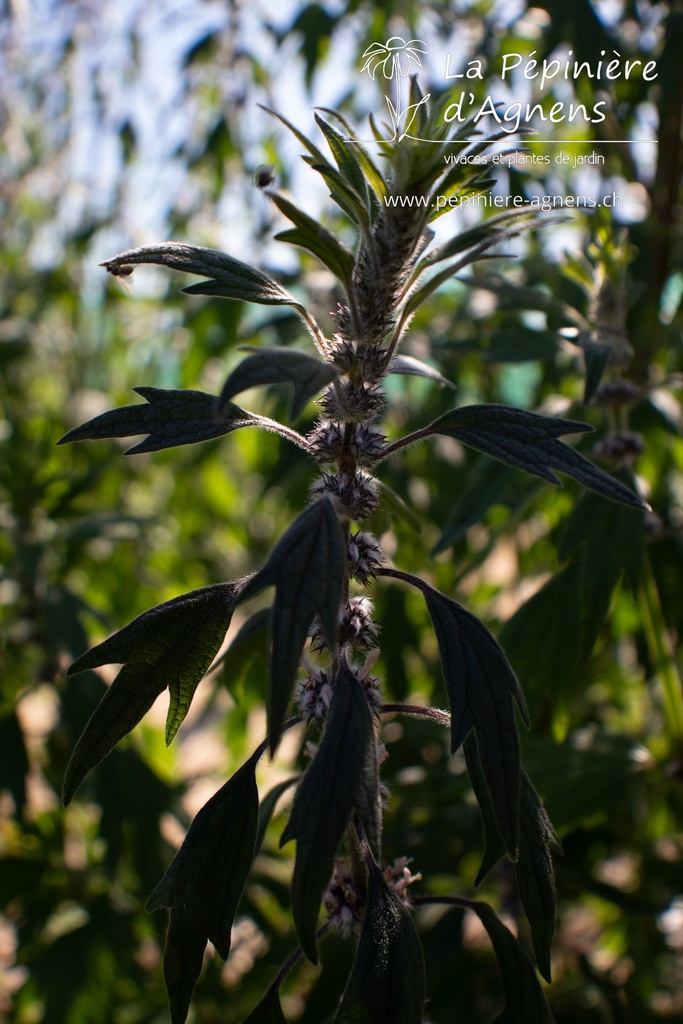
[641, 557, 683, 755]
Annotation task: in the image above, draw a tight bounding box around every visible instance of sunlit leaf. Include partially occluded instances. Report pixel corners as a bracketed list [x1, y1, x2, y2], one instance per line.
[218, 347, 339, 421]
[270, 189, 355, 286]
[242, 981, 288, 1023]
[335, 857, 425, 1024]
[240, 497, 346, 751]
[281, 663, 374, 963]
[499, 563, 583, 708]
[374, 479, 421, 531]
[102, 242, 302, 307]
[63, 584, 240, 804]
[314, 112, 371, 202]
[559, 485, 645, 660]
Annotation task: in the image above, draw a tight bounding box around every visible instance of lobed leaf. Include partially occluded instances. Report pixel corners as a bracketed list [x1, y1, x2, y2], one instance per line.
[281, 663, 375, 963]
[148, 756, 259, 1022]
[465, 737, 561, 981]
[335, 858, 425, 1024]
[102, 242, 302, 308]
[501, 486, 645, 708]
[316, 108, 388, 201]
[58, 387, 261, 455]
[427, 404, 648, 509]
[218, 347, 339, 421]
[376, 568, 528, 857]
[239, 497, 346, 751]
[62, 584, 239, 804]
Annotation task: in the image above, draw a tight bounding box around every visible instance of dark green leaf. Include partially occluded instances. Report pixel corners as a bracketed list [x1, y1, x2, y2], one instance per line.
[314, 112, 370, 202]
[559, 486, 645, 660]
[270, 189, 355, 285]
[499, 563, 583, 708]
[102, 242, 302, 307]
[63, 584, 239, 804]
[162, 903, 207, 1024]
[308, 160, 370, 227]
[354, 727, 382, 860]
[240, 497, 346, 751]
[456, 274, 579, 322]
[315, 109, 387, 200]
[433, 457, 543, 553]
[281, 663, 374, 963]
[217, 607, 271, 683]
[256, 775, 299, 853]
[522, 731, 647, 834]
[388, 354, 455, 388]
[218, 347, 339, 421]
[147, 756, 259, 958]
[377, 569, 528, 857]
[428, 404, 648, 509]
[374, 479, 421, 532]
[514, 777, 562, 983]
[466, 739, 561, 982]
[435, 324, 558, 364]
[58, 387, 260, 454]
[582, 340, 612, 403]
[0, 712, 29, 820]
[418, 208, 536, 270]
[469, 902, 555, 1023]
[242, 981, 288, 1024]
[335, 858, 425, 1024]
[464, 734, 507, 884]
[425, 587, 527, 857]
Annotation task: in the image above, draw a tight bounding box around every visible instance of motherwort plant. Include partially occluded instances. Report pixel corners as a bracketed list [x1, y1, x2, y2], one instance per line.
[59, 95, 647, 1023]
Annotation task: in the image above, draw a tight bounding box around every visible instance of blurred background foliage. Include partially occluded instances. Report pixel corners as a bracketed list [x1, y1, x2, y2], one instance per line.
[1, 0, 682, 1021]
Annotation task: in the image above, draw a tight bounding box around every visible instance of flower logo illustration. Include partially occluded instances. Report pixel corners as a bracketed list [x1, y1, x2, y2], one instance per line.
[361, 36, 431, 141]
[361, 36, 428, 80]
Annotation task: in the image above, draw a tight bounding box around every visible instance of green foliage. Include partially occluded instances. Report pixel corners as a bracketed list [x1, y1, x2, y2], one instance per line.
[3, 4, 683, 1024]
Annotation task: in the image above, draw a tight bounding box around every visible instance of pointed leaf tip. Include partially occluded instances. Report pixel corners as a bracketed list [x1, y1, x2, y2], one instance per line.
[428, 404, 648, 510]
[239, 498, 345, 751]
[62, 584, 239, 804]
[218, 348, 339, 421]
